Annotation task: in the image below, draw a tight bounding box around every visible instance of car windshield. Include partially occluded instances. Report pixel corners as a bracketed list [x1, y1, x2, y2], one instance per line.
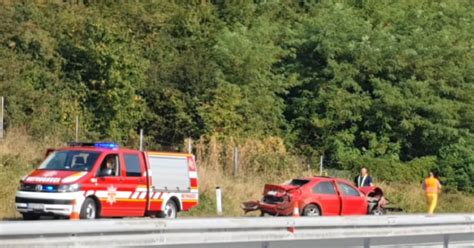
[38, 150, 100, 171]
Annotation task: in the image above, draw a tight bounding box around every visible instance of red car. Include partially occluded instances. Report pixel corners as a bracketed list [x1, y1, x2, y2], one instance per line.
[242, 176, 387, 216]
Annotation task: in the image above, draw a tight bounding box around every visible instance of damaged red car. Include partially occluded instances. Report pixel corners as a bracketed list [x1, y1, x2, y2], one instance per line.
[242, 176, 387, 216]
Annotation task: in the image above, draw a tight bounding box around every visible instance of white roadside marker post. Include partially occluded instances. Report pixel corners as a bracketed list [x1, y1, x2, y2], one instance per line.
[216, 187, 223, 216]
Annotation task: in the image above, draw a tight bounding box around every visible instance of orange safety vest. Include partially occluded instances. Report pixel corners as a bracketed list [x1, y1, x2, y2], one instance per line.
[424, 177, 440, 194]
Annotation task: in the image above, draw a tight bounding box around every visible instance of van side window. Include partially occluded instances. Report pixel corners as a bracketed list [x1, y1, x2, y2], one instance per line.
[99, 154, 120, 176]
[313, 181, 337, 195]
[124, 154, 142, 177]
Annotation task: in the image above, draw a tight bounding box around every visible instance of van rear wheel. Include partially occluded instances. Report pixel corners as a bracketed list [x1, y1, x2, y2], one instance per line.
[160, 200, 178, 219]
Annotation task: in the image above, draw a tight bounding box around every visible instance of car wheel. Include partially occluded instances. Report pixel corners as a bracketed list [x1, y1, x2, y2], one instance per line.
[22, 212, 41, 220]
[161, 200, 178, 219]
[370, 206, 386, 216]
[80, 198, 98, 220]
[303, 204, 321, 217]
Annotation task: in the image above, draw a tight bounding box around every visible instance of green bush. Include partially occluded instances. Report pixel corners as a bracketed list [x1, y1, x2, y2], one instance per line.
[345, 156, 437, 184]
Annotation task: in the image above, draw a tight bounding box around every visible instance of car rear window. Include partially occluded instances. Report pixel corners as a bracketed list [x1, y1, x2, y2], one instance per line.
[288, 179, 310, 187]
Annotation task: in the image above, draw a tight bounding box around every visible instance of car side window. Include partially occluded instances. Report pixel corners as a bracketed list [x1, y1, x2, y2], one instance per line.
[338, 182, 361, 197]
[98, 154, 120, 176]
[124, 154, 142, 177]
[312, 181, 337, 195]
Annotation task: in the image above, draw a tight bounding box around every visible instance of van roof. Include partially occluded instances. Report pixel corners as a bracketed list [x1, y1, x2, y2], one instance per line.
[58, 143, 192, 156]
[147, 151, 192, 157]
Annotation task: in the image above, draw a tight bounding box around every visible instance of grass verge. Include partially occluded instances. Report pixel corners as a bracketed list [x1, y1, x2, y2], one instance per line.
[1, 131, 472, 219]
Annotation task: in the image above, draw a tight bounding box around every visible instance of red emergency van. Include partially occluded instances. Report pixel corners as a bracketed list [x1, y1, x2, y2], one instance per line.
[15, 142, 199, 220]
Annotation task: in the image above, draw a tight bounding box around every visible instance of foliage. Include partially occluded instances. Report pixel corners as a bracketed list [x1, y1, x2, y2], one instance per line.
[346, 155, 437, 184]
[0, 1, 472, 192]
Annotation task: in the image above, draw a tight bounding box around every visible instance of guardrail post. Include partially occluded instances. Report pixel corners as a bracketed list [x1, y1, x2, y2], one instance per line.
[188, 137, 192, 153]
[319, 155, 323, 175]
[216, 186, 223, 216]
[364, 238, 370, 248]
[1, 96, 4, 139]
[139, 129, 144, 151]
[233, 147, 239, 177]
[75, 115, 79, 141]
[443, 234, 449, 248]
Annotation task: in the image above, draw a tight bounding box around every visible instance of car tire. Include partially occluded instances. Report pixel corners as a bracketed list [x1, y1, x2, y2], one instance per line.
[370, 206, 386, 216]
[22, 212, 41, 220]
[80, 198, 98, 220]
[302, 204, 321, 217]
[160, 200, 178, 219]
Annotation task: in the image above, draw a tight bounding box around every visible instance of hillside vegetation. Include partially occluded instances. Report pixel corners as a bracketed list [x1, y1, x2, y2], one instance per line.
[0, 0, 473, 202]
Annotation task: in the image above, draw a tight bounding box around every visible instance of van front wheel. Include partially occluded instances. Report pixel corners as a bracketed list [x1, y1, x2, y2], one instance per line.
[22, 212, 41, 220]
[80, 198, 98, 220]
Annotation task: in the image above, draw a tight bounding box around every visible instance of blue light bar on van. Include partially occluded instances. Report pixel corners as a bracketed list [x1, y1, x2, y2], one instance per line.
[94, 142, 119, 149]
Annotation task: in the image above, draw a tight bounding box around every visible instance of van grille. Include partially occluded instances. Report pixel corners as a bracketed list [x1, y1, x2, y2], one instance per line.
[21, 183, 58, 192]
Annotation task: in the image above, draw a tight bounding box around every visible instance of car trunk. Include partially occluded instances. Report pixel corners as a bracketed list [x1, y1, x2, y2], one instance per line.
[262, 178, 309, 203]
[262, 184, 295, 204]
[241, 179, 309, 214]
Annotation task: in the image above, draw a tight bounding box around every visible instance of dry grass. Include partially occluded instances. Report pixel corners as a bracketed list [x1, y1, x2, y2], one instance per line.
[181, 166, 267, 217]
[0, 131, 473, 220]
[183, 168, 474, 218]
[182, 136, 309, 217]
[0, 128, 63, 219]
[0, 128, 44, 160]
[379, 182, 474, 213]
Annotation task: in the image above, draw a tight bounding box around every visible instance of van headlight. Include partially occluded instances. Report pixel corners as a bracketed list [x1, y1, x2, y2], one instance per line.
[58, 184, 81, 192]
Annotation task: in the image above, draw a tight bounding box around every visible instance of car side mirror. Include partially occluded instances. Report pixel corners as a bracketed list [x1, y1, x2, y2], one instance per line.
[99, 168, 112, 177]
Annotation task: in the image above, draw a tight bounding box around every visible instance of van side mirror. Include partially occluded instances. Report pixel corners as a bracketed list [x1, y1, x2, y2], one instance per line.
[99, 168, 113, 177]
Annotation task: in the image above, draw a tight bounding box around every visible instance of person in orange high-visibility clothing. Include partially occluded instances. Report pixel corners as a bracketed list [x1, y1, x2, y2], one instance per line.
[422, 171, 442, 214]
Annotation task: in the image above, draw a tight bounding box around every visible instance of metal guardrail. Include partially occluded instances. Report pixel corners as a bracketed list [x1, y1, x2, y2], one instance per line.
[0, 214, 473, 247]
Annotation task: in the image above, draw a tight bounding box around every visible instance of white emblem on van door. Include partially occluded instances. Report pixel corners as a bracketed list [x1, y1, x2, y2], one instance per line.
[107, 185, 117, 205]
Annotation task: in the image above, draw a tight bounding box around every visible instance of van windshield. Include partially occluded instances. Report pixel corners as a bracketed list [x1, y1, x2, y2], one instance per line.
[38, 150, 100, 171]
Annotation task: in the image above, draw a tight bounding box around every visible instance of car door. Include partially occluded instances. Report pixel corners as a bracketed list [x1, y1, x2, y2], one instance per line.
[336, 181, 367, 215]
[121, 151, 148, 216]
[311, 180, 341, 216]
